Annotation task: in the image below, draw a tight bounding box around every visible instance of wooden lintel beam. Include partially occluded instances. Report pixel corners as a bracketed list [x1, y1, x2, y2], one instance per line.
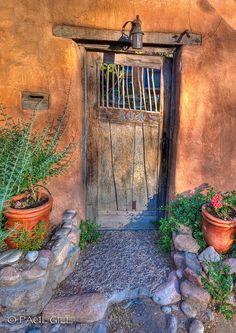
[53, 25, 202, 46]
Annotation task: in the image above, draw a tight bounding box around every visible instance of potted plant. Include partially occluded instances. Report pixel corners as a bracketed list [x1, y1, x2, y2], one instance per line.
[0, 103, 75, 249]
[202, 193, 236, 253]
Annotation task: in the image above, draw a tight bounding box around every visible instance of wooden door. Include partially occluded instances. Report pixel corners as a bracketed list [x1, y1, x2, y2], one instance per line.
[85, 51, 172, 229]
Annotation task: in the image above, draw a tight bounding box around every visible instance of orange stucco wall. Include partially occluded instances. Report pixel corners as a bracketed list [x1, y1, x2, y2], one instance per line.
[0, 0, 235, 222]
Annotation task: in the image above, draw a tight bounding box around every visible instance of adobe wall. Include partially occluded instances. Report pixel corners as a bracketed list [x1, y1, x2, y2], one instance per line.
[0, 0, 235, 222]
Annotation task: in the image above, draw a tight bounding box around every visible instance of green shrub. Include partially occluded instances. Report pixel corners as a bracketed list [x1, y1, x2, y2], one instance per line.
[10, 221, 47, 253]
[157, 188, 215, 251]
[201, 261, 234, 320]
[0, 103, 75, 222]
[79, 220, 102, 250]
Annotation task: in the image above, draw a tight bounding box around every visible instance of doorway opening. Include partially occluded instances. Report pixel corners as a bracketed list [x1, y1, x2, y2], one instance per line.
[85, 51, 173, 229]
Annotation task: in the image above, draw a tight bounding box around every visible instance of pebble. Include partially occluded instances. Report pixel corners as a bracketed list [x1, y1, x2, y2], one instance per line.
[166, 314, 178, 333]
[189, 319, 204, 333]
[25, 251, 39, 263]
[176, 268, 184, 279]
[180, 301, 197, 318]
[0, 249, 23, 266]
[161, 305, 172, 314]
[205, 308, 214, 321]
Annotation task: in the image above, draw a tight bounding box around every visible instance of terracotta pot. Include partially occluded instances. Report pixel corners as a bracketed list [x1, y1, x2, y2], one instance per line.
[4, 191, 53, 249]
[201, 203, 236, 254]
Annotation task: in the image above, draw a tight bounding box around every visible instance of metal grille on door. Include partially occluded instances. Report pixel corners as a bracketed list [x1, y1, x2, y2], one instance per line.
[99, 64, 161, 125]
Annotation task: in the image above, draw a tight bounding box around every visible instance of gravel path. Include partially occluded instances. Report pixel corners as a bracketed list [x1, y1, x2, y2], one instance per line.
[55, 230, 173, 298]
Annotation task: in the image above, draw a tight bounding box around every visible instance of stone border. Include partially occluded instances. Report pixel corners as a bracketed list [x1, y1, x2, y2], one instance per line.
[0, 210, 81, 318]
[152, 225, 236, 332]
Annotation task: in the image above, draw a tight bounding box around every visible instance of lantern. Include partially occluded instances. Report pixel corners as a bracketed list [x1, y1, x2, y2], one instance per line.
[122, 15, 144, 49]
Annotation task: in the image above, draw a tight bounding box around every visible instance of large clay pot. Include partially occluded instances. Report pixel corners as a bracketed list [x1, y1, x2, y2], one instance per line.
[4, 191, 53, 249]
[201, 203, 236, 254]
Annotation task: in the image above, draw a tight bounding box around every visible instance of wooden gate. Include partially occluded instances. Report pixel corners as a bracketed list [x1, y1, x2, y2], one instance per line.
[85, 51, 172, 229]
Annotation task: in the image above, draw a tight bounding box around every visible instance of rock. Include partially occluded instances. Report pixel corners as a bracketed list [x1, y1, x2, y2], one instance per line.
[180, 281, 211, 311]
[173, 234, 200, 253]
[171, 304, 179, 311]
[39, 249, 54, 260]
[0, 266, 20, 286]
[166, 314, 178, 333]
[43, 293, 108, 323]
[0, 250, 23, 266]
[37, 256, 50, 270]
[22, 264, 47, 280]
[167, 270, 177, 281]
[198, 246, 220, 263]
[204, 308, 214, 321]
[222, 258, 236, 274]
[0, 288, 26, 307]
[173, 252, 185, 269]
[184, 267, 202, 287]
[95, 323, 107, 333]
[184, 252, 202, 274]
[161, 306, 172, 314]
[50, 324, 60, 332]
[180, 301, 197, 318]
[55, 228, 71, 237]
[25, 251, 39, 263]
[67, 230, 80, 245]
[26, 328, 42, 333]
[176, 268, 184, 279]
[153, 275, 181, 305]
[228, 293, 236, 306]
[63, 209, 77, 221]
[176, 224, 192, 235]
[189, 319, 204, 333]
[52, 239, 70, 266]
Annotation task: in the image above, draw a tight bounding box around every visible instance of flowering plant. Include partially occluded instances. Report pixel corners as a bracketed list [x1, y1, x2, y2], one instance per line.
[208, 193, 236, 221]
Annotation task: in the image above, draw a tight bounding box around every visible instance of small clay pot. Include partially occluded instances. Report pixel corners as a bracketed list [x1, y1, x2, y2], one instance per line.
[201, 203, 236, 254]
[4, 191, 53, 249]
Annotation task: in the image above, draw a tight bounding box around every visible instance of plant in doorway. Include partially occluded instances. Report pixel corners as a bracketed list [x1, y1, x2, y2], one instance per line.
[0, 103, 75, 250]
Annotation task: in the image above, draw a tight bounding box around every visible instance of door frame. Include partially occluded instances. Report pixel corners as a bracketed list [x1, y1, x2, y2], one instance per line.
[81, 45, 176, 225]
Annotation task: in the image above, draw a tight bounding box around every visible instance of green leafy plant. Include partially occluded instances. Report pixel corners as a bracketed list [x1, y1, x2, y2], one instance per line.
[157, 188, 216, 251]
[201, 261, 234, 320]
[0, 103, 75, 219]
[79, 220, 102, 250]
[207, 193, 236, 221]
[0, 102, 75, 249]
[10, 221, 47, 253]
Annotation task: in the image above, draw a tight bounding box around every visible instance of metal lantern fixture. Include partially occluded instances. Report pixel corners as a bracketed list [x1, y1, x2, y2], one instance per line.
[122, 15, 144, 49]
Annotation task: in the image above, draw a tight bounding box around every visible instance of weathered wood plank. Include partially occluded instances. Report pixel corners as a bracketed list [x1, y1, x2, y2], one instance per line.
[143, 125, 159, 210]
[53, 25, 202, 46]
[111, 123, 134, 211]
[132, 125, 148, 211]
[97, 121, 117, 212]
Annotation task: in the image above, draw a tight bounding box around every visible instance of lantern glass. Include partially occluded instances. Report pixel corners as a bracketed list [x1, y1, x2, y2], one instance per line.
[131, 32, 143, 49]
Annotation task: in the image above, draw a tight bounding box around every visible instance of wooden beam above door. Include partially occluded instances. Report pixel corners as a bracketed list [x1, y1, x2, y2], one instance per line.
[53, 25, 202, 46]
